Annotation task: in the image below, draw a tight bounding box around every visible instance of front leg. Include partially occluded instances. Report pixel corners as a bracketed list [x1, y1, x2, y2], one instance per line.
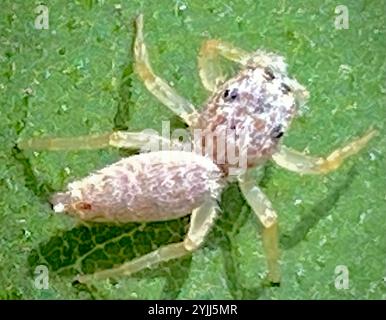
[197, 40, 309, 107]
[272, 129, 377, 174]
[134, 14, 198, 126]
[198, 40, 251, 92]
[238, 170, 280, 284]
[76, 198, 219, 283]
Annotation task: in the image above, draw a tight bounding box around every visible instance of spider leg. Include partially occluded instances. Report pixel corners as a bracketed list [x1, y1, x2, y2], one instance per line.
[134, 14, 198, 126]
[238, 170, 280, 284]
[198, 40, 250, 92]
[18, 130, 170, 152]
[76, 198, 219, 283]
[272, 129, 378, 174]
[198, 40, 309, 106]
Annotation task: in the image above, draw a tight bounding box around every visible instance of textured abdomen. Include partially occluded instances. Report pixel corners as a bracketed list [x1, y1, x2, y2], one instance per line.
[51, 151, 223, 222]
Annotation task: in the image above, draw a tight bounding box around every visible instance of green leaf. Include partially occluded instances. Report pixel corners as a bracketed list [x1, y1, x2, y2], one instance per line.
[1, 0, 385, 299]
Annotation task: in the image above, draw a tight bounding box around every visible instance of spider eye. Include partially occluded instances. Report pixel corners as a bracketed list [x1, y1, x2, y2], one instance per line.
[272, 125, 284, 139]
[223, 88, 238, 101]
[280, 83, 292, 94]
[274, 131, 284, 138]
[263, 67, 275, 81]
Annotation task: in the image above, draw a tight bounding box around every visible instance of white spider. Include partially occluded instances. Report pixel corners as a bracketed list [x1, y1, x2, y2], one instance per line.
[19, 14, 377, 285]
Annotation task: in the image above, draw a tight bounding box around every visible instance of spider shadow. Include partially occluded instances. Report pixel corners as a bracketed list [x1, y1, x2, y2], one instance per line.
[208, 182, 270, 299]
[279, 164, 358, 250]
[28, 216, 193, 299]
[209, 164, 359, 299]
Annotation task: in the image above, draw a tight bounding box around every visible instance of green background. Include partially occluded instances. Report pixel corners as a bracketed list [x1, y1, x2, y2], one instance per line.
[0, 0, 385, 299]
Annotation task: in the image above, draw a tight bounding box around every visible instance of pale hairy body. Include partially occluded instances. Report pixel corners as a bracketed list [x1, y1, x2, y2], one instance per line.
[19, 14, 377, 286]
[52, 151, 223, 222]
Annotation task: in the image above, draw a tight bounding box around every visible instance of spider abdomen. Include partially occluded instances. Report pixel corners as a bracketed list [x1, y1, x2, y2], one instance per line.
[51, 151, 223, 222]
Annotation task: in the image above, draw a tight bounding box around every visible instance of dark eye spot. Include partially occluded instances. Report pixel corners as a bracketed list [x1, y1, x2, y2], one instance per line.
[272, 125, 284, 139]
[275, 131, 284, 138]
[230, 88, 238, 99]
[223, 88, 238, 102]
[280, 83, 291, 94]
[263, 67, 275, 81]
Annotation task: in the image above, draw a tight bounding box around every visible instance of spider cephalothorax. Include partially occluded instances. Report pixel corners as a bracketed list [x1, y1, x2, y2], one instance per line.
[196, 62, 306, 173]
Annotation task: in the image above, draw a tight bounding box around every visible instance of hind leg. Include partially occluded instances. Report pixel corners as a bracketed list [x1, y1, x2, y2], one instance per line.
[76, 198, 219, 283]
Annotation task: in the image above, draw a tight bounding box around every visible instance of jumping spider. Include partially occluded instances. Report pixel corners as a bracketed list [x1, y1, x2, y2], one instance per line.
[19, 14, 377, 284]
